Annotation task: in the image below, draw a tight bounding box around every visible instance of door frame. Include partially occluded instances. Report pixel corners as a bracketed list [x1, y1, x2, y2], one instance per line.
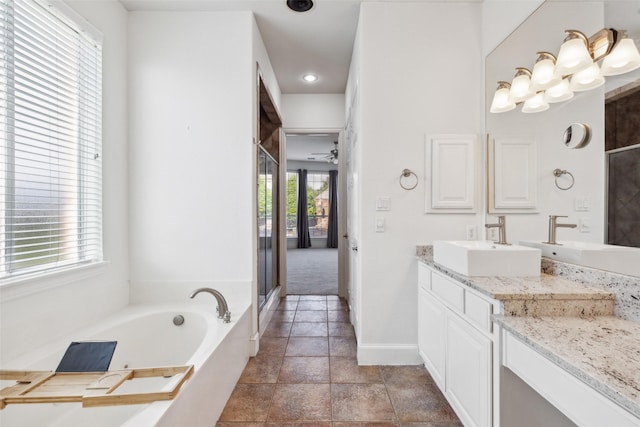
[281, 128, 347, 298]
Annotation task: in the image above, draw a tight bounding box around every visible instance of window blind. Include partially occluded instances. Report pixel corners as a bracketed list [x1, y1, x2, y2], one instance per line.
[0, 0, 102, 279]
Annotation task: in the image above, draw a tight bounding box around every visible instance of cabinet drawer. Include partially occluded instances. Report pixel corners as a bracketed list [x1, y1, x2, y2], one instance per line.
[431, 272, 464, 312]
[465, 291, 492, 333]
[418, 263, 432, 290]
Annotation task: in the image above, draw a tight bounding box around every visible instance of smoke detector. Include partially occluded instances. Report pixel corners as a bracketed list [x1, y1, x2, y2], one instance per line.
[287, 0, 314, 12]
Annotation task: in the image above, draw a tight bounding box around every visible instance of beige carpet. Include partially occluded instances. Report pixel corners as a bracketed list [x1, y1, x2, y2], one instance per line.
[286, 248, 338, 295]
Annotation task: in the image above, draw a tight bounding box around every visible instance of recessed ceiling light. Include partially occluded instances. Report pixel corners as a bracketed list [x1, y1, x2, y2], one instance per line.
[302, 73, 318, 83]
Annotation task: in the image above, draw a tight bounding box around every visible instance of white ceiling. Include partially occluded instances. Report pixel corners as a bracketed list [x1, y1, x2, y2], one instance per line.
[119, 0, 481, 94]
[286, 133, 339, 162]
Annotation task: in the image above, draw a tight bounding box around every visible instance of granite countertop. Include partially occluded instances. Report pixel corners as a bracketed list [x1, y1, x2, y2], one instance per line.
[416, 250, 615, 303]
[494, 315, 640, 419]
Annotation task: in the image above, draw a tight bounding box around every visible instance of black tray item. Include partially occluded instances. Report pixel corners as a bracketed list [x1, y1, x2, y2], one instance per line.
[56, 341, 117, 373]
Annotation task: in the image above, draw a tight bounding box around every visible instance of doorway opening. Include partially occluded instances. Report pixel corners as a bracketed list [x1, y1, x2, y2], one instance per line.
[285, 132, 341, 295]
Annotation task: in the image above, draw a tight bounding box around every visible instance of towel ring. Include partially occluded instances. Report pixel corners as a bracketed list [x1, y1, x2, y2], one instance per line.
[399, 168, 418, 190]
[553, 168, 574, 190]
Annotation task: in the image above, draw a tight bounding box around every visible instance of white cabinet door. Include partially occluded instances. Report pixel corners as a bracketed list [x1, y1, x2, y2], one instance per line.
[445, 314, 492, 427]
[418, 288, 446, 389]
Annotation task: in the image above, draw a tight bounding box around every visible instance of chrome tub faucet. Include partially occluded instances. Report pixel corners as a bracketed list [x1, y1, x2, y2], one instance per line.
[545, 215, 577, 245]
[485, 215, 509, 245]
[189, 288, 231, 323]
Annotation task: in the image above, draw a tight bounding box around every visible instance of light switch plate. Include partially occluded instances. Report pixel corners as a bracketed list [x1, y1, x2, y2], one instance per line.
[375, 217, 385, 232]
[376, 197, 391, 211]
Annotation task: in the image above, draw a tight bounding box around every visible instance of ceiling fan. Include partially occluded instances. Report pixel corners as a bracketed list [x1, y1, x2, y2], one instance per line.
[312, 141, 339, 164]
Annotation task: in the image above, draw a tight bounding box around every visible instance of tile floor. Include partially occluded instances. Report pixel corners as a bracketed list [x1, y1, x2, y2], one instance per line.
[217, 295, 462, 427]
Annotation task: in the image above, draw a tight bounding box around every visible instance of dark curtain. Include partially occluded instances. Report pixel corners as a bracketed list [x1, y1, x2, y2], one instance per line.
[327, 170, 339, 248]
[296, 169, 312, 248]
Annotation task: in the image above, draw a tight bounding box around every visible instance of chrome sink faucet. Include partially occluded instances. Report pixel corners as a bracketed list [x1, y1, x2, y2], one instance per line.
[545, 215, 577, 245]
[189, 288, 231, 323]
[485, 215, 508, 245]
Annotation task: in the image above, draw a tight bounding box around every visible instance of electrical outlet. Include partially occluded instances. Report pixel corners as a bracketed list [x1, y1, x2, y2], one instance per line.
[466, 225, 476, 240]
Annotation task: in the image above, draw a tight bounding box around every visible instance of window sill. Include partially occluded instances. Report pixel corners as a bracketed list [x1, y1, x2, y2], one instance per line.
[0, 261, 110, 302]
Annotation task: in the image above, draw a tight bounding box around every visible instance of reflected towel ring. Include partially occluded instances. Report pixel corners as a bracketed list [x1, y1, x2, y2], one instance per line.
[553, 168, 574, 190]
[400, 168, 418, 190]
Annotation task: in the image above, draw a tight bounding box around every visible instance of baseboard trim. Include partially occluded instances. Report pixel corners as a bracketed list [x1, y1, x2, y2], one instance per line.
[356, 343, 422, 365]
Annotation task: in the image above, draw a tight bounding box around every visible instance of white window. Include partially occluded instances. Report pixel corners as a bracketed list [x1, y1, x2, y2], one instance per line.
[0, 0, 103, 280]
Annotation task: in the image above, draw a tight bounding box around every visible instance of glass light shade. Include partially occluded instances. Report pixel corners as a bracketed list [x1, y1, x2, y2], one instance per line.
[570, 63, 605, 91]
[509, 68, 534, 103]
[522, 92, 549, 113]
[544, 78, 574, 103]
[490, 82, 516, 113]
[555, 32, 593, 76]
[601, 38, 640, 76]
[530, 52, 561, 91]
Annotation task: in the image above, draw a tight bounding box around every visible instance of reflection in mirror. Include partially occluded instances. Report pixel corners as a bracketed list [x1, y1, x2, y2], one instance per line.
[485, 1, 640, 276]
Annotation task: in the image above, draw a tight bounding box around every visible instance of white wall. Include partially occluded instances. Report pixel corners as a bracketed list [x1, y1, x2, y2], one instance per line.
[0, 1, 130, 364]
[127, 11, 280, 342]
[281, 94, 345, 130]
[351, 2, 483, 364]
[482, 1, 544, 56]
[485, 2, 605, 244]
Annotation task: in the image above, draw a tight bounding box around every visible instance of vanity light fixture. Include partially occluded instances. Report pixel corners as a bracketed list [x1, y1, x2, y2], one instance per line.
[569, 62, 605, 91]
[601, 33, 640, 76]
[509, 68, 535, 103]
[490, 81, 516, 113]
[544, 78, 574, 103]
[555, 30, 593, 76]
[522, 92, 549, 113]
[530, 52, 561, 90]
[491, 27, 640, 114]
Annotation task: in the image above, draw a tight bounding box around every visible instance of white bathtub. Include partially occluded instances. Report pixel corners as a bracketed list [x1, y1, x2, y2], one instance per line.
[0, 301, 251, 427]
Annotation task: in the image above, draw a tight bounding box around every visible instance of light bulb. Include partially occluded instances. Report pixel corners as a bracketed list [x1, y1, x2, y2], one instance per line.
[570, 63, 604, 91]
[601, 38, 640, 76]
[530, 52, 561, 91]
[555, 30, 593, 76]
[509, 68, 534, 103]
[522, 92, 549, 113]
[490, 81, 516, 113]
[544, 78, 574, 103]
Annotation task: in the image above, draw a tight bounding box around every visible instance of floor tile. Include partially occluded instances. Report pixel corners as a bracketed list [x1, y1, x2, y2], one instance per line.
[385, 383, 458, 423]
[327, 299, 348, 310]
[299, 295, 327, 301]
[333, 423, 398, 427]
[380, 365, 434, 385]
[290, 321, 329, 337]
[268, 383, 332, 421]
[397, 422, 463, 427]
[297, 300, 328, 311]
[331, 383, 397, 422]
[328, 310, 350, 322]
[328, 322, 355, 337]
[278, 356, 330, 383]
[278, 299, 299, 311]
[271, 310, 296, 322]
[329, 336, 357, 356]
[263, 321, 293, 338]
[257, 337, 289, 357]
[285, 337, 329, 356]
[330, 357, 383, 384]
[266, 423, 331, 427]
[217, 423, 266, 427]
[294, 310, 328, 322]
[239, 355, 283, 384]
[218, 383, 275, 422]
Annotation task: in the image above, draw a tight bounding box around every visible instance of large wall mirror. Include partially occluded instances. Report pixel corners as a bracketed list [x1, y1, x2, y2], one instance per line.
[485, 1, 640, 276]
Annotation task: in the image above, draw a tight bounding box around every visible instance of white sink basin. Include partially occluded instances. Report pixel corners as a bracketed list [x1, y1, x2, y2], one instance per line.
[520, 240, 640, 277]
[433, 240, 541, 277]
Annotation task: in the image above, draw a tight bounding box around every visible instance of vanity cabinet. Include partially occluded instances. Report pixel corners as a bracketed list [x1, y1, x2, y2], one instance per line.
[418, 262, 496, 427]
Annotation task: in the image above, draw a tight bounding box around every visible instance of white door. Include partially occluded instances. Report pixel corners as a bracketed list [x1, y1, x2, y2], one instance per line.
[345, 96, 360, 338]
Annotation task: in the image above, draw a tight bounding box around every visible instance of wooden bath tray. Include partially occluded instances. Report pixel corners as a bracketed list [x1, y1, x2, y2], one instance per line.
[0, 365, 193, 409]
